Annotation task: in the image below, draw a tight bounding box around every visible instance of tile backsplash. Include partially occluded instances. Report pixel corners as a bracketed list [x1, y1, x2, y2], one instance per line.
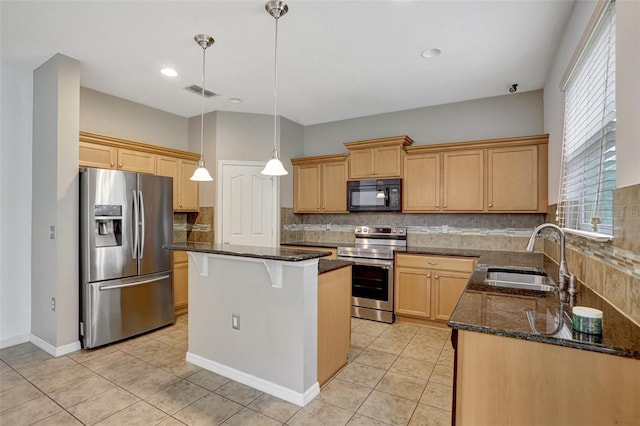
[173, 207, 215, 244]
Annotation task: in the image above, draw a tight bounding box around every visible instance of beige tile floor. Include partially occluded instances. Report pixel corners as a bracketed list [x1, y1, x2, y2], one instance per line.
[0, 315, 454, 425]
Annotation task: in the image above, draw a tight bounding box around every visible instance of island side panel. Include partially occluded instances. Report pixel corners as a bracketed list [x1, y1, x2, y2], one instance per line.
[187, 254, 319, 402]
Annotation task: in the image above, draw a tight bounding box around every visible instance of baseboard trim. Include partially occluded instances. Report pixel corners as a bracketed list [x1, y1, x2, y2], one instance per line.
[0, 333, 30, 349]
[186, 352, 319, 407]
[30, 334, 81, 357]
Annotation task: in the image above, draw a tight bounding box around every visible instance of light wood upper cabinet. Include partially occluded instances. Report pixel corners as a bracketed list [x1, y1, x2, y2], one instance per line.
[117, 148, 156, 174]
[344, 135, 414, 179]
[443, 149, 484, 211]
[403, 152, 441, 211]
[79, 142, 117, 169]
[395, 254, 476, 323]
[402, 134, 548, 213]
[292, 154, 349, 213]
[487, 145, 538, 211]
[157, 156, 199, 211]
[79, 132, 201, 211]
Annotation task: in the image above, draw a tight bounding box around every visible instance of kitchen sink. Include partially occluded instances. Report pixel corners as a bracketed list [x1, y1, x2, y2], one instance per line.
[484, 268, 557, 292]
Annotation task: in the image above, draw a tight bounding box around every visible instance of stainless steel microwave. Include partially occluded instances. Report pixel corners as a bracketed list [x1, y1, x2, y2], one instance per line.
[347, 179, 401, 212]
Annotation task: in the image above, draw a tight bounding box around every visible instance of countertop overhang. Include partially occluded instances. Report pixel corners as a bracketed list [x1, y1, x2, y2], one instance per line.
[164, 242, 331, 262]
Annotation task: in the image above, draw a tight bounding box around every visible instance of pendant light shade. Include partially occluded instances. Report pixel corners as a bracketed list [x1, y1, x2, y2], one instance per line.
[190, 34, 215, 182]
[261, 0, 289, 176]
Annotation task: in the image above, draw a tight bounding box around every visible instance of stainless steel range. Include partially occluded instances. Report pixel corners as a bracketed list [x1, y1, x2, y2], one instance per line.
[337, 226, 406, 323]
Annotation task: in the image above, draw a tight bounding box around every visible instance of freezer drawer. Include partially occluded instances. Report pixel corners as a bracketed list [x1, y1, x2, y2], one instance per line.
[81, 272, 174, 348]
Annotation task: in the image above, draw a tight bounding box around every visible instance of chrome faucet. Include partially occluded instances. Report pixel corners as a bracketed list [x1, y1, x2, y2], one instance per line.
[526, 223, 576, 294]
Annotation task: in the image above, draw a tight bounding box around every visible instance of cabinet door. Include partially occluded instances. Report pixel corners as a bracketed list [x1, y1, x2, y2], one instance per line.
[157, 156, 180, 210]
[487, 146, 538, 211]
[321, 161, 348, 212]
[349, 149, 375, 179]
[374, 145, 402, 177]
[443, 150, 484, 211]
[432, 270, 470, 321]
[178, 159, 199, 211]
[79, 142, 117, 169]
[395, 267, 431, 318]
[403, 153, 441, 211]
[118, 149, 156, 174]
[294, 164, 321, 212]
[173, 251, 188, 316]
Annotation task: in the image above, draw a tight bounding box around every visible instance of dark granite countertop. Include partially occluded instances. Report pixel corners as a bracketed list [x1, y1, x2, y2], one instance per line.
[282, 241, 350, 249]
[447, 251, 640, 360]
[318, 259, 353, 274]
[282, 242, 640, 358]
[164, 242, 331, 262]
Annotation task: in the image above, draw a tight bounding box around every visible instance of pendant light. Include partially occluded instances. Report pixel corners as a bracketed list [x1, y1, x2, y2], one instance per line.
[190, 34, 215, 181]
[261, 0, 289, 176]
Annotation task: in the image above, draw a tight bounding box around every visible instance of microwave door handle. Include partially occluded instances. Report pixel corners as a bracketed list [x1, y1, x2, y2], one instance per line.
[385, 188, 390, 207]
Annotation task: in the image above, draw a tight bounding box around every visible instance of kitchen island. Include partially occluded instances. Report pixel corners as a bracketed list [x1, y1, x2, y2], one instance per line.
[163, 242, 349, 407]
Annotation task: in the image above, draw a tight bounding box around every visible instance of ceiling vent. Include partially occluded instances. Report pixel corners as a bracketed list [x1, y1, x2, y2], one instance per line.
[186, 85, 218, 98]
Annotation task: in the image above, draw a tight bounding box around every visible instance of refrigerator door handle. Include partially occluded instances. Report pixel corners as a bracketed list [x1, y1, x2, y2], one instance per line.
[132, 190, 139, 260]
[99, 274, 171, 291]
[139, 190, 145, 259]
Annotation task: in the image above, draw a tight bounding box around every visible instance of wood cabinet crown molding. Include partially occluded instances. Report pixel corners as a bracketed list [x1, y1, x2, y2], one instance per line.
[291, 153, 349, 165]
[343, 135, 414, 150]
[80, 131, 200, 161]
[405, 133, 548, 154]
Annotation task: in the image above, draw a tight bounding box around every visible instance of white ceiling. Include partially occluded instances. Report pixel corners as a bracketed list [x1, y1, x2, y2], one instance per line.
[1, 0, 574, 126]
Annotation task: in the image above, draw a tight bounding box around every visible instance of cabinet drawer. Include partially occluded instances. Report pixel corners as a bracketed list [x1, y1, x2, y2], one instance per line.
[396, 254, 476, 273]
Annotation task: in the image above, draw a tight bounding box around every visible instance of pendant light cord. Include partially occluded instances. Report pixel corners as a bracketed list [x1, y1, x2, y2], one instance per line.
[200, 45, 206, 163]
[272, 15, 279, 158]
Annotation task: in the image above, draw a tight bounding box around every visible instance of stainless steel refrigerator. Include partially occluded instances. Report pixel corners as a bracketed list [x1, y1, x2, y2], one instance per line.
[80, 167, 174, 349]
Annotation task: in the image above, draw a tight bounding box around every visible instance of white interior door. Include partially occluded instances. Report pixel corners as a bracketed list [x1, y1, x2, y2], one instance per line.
[217, 161, 278, 247]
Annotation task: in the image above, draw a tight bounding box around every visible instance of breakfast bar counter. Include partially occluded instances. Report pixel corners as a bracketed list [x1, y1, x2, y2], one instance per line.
[164, 242, 335, 407]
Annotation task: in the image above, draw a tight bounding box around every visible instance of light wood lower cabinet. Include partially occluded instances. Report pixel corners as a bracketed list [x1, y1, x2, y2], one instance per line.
[317, 265, 352, 387]
[453, 330, 640, 425]
[395, 254, 476, 324]
[280, 245, 337, 259]
[173, 251, 189, 316]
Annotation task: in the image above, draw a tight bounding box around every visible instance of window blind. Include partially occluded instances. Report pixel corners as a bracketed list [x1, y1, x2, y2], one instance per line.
[558, 1, 616, 236]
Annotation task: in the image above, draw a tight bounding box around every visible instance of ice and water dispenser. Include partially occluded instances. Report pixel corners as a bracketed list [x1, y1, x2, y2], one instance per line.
[94, 204, 122, 247]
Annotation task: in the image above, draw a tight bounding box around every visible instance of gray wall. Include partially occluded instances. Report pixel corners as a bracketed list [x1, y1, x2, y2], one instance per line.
[303, 90, 544, 156]
[189, 111, 217, 207]
[280, 117, 305, 208]
[32, 54, 80, 348]
[80, 87, 189, 150]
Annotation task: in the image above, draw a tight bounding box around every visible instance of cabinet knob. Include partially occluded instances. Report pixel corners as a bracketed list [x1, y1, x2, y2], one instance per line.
[427, 273, 431, 278]
[436, 204, 440, 208]
[443, 204, 448, 208]
[118, 163, 123, 168]
[110, 163, 115, 167]
[434, 275, 439, 280]
[370, 171, 375, 175]
[489, 203, 493, 207]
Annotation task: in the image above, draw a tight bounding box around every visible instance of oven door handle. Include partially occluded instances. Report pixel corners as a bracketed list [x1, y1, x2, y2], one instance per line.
[337, 257, 393, 268]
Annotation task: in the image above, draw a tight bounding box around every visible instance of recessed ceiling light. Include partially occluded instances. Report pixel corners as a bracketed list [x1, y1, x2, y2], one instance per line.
[161, 68, 178, 77]
[421, 48, 442, 58]
[228, 98, 242, 104]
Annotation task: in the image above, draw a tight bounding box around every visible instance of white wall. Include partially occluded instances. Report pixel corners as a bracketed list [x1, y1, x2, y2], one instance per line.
[0, 62, 33, 347]
[615, 0, 640, 188]
[544, 0, 640, 203]
[31, 54, 80, 350]
[303, 91, 544, 157]
[80, 87, 189, 150]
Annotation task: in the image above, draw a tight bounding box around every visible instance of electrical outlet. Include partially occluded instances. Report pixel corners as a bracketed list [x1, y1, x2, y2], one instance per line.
[232, 313, 240, 330]
[51, 297, 56, 311]
[49, 226, 56, 240]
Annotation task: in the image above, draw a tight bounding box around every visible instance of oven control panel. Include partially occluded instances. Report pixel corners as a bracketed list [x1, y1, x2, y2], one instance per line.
[355, 226, 406, 237]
